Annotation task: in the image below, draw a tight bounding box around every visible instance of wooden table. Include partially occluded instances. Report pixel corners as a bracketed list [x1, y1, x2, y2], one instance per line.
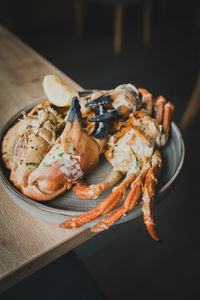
[0, 25, 95, 294]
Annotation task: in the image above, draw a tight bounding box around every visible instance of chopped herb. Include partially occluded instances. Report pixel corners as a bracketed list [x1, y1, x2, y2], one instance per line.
[43, 162, 46, 166]
[44, 164, 52, 167]
[68, 152, 72, 155]
[58, 163, 65, 168]
[72, 147, 76, 152]
[121, 85, 127, 90]
[31, 146, 34, 149]
[58, 152, 64, 157]
[35, 132, 39, 137]
[130, 147, 139, 168]
[53, 156, 55, 159]
[124, 121, 128, 126]
[35, 148, 38, 151]
[26, 162, 39, 167]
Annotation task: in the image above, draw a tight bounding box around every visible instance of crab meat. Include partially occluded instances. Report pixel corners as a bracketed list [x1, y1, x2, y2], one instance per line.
[26, 97, 108, 200]
[62, 93, 174, 241]
[1, 101, 57, 190]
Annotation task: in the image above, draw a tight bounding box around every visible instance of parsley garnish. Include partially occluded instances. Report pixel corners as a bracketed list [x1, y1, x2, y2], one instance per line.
[130, 147, 139, 168]
[58, 152, 64, 157]
[44, 164, 52, 167]
[73, 147, 76, 152]
[58, 163, 64, 168]
[35, 132, 39, 137]
[26, 162, 39, 167]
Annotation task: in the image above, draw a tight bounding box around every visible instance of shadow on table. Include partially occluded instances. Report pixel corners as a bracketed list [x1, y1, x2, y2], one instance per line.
[1, 251, 104, 300]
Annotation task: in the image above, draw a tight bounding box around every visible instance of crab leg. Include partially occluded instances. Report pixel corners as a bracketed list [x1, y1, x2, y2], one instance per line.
[142, 150, 162, 241]
[60, 173, 135, 229]
[139, 88, 153, 116]
[91, 169, 148, 232]
[163, 102, 174, 136]
[72, 169, 122, 199]
[155, 96, 166, 124]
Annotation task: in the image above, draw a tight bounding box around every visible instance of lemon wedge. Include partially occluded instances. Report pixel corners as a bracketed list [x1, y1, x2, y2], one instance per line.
[43, 75, 79, 107]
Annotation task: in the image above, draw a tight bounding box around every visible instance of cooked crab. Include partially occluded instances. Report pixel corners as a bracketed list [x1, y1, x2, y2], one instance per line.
[1, 80, 144, 201]
[61, 97, 174, 241]
[1, 75, 174, 241]
[2, 97, 109, 200]
[1, 101, 58, 192]
[85, 84, 142, 120]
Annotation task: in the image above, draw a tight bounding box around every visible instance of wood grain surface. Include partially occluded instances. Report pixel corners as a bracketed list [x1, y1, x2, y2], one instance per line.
[0, 25, 95, 293]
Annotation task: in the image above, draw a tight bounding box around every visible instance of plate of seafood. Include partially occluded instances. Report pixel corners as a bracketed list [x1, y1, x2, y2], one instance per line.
[0, 75, 185, 241]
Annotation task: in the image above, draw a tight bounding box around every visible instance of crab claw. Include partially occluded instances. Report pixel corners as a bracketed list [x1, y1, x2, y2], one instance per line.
[27, 97, 109, 200]
[27, 96, 84, 200]
[86, 84, 142, 122]
[67, 96, 82, 123]
[92, 104, 109, 139]
[27, 166, 70, 200]
[87, 93, 123, 122]
[85, 93, 113, 107]
[88, 107, 122, 122]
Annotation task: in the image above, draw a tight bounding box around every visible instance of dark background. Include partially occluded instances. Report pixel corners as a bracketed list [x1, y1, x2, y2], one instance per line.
[1, 0, 200, 299]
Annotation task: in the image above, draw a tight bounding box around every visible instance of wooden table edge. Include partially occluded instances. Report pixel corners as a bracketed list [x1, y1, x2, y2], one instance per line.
[0, 25, 95, 294]
[0, 228, 96, 294]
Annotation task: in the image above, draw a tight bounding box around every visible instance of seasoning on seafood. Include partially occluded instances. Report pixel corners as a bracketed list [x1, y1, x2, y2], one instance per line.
[26, 97, 109, 200]
[1, 75, 175, 241]
[2, 101, 57, 194]
[61, 97, 174, 241]
[86, 84, 142, 122]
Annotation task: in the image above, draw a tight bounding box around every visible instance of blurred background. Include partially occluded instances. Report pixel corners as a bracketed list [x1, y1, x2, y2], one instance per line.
[1, 0, 200, 299]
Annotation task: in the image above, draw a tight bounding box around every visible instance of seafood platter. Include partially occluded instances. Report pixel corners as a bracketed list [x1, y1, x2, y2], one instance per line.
[0, 75, 185, 241]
